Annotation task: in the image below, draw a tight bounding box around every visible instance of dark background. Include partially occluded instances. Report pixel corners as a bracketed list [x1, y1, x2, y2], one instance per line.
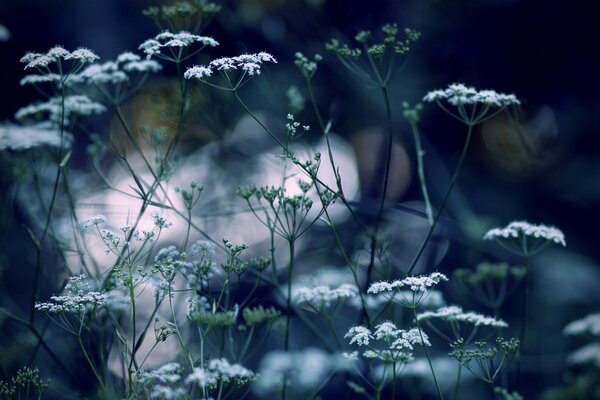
[1, 0, 599, 398]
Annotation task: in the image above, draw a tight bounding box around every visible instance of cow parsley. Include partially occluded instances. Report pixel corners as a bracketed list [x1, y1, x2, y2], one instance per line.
[484, 220, 565, 255]
[15, 95, 106, 126]
[563, 313, 600, 337]
[292, 283, 357, 310]
[184, 52, 276, 89]
[423, 83, 519, 125]
[139, 30, 218, 61]
[0, 122, 72, 151]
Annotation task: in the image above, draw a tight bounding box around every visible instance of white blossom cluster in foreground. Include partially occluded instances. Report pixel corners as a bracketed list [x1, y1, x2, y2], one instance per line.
[484, 220, 566, 246]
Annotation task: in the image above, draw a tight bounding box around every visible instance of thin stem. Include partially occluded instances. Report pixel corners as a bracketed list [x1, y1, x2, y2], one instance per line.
[77, 334, 105, 390]
[515, 253, 530, 388]
[413, 307, 444, 400]
[405, 123, 474, 276]
[452, 363, 462, 400]
[409, 121, 434, 225]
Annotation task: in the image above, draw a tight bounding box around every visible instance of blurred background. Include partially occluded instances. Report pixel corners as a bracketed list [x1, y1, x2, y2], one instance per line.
[1, 0, 599, 398]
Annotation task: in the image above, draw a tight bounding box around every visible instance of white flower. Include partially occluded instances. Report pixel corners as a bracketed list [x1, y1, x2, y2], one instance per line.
[344, 325, 373, 346]
[183, 65, 213, 79]
[138, 362, 182, 384]
[423, 83, 520, 107]
[0, 122, 72, 151]
[15, 95, 106, 125]
[122, 59, 162, 73]
[485, 221, 566, 245]
[35, 275, 106, 313]
[368, 272, 448, 294]
[21, 46, 99, 69]
[292, 283, 357, 309]
[184, 52, 277, 82]
[208, 358, 255, 384]
[254, 348, 351, 395]
[149, 385, 186, 400]
[417, 305, 508, 328]
[390, 328, 431, 350]
[184, 367, 217, 387]
[0, 24, 10, 42]
[19, 73, 62, 86]
[139, 30, 218, 59]
[564, 313, 600, 337]
[83, 214, 107, 228]
[567, 343, 600, 368]
[373, 321, 400, 340]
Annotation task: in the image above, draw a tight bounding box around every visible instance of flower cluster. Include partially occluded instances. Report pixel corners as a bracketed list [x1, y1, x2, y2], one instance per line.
[368, 272, 448, 294]
[77, 52, 162, 86]
[184, 52, 276, 88]
[292, 283, 357, 310]
[35, 275, 106, 313]
[0, 24, 10, 42]
[0, 122, 72, 151]
[417, 305, 508, 328]
[563, 313, 600, 337]
[346, 322, 430, 365]
[254, 348, 351, 396]
[15, 95, 106, 126]
[21, 46, 99, 70]
[139, 30, 218, 60]
[484, 221, 566, 246]
[423, 83, 520, 107]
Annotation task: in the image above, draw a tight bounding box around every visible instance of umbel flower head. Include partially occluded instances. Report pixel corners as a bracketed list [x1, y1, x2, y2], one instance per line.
[368, 272, 448, 308]
[21, 46, 99, 70]
[483, 220, 566, 256]
[139, 30, 218, 61]
[423, 83, 520, 126]
[184, 52, 276, 90]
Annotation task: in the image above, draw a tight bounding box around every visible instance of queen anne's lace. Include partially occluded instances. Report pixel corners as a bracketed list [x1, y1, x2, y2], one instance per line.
[417, 305, 509, 328]
[423, 83, 520, 107]
[21, 46, 99, 69]
[184, 52, 277, 80]
[484, 220, 566, 247]
[368, 272, 448, 294]
[139, 31, 218, 59]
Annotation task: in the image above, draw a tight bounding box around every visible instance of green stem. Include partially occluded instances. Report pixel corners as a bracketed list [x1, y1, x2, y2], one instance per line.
[515, 253, 530, 388]
[405, 124, 474, 276]
[284, 239, 295, 352]
[409, 121, 434, 225]
[452, 363, 462, 400]
[77, 334, 105, 390]
[413, 307, 444, 400]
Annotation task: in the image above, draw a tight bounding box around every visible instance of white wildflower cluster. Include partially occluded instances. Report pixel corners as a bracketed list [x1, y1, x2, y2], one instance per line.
[350, 290, 445, 311]
[254, 348, 352, 396]
[423, 83, 520, 107]
[350, 322, 431, 350]
[292, 283, 357, 310]
[21, 46, 99, 70]
[0, 24, 10, 42]
[15, 95, 106, 126]
[184, 52, 277, 80]
[0, 122, 72, 151]
[35, 274, 106, 313]
[183, 359, 255, 392]
[417, 305, 508, 328]
[564, 313, 600, 337]
[83, 214, 107, 228]
[567, 343, 600, 368]
[484, 221, 566, 247]
[138, 362, 182, 384]
[139, 31, 218, 59]
[76, 52, 162, 86]
[368, 272, 448, 294]
[345, 325, 373, 346]
[346, 322, 430, 365]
